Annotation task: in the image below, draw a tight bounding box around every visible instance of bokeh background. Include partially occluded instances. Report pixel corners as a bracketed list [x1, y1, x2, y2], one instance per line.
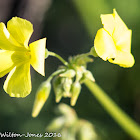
[0, 0, 140, 140]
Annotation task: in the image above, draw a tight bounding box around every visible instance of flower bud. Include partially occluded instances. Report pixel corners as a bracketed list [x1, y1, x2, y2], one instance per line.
[63, 78, 72, 97]
[71, 82, 81, 106]
[78, 120, 97, 140]
[55, 85, 64, 103]
[32, 81, 51, 117]
[46, 116, 65, 131]
[57, 103, 77, 118]
[59, 69, 76, 78]
[57, 104, 78, 127]
[53, 76, 63, 103]
[76, 69, 83, 82]
[84, 70, 95, 82]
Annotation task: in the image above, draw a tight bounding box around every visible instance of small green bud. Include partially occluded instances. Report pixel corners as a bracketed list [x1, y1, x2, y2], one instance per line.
[46, 116, 65, 131]
[59, 69, 76, 78]
[63, 92, 71, 98]
[71, 82, 81, 106]
[84, 70, 95, 82]
[53, 76, 63, 103]
[75, 66, 84, 81]
[32, 81, 51, 117]
[63, 78, 72, 97]
[78, 120, 97, 140]
[90, 47, 98, 57]
[57, 104, 77, 118]
[55, 86, 63, 103]
[57, 104, 77, 126]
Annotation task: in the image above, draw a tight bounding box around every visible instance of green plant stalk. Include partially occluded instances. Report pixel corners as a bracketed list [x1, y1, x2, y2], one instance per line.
[84, 79, 140, 140]
[48, 51, 68, 66]
[47, 69, 65, 82]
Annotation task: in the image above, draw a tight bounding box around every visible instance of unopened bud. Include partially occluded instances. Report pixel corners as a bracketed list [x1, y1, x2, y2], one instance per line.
[57, 103, 77, 117]
[71, 82, 81, 106]
[63, 78, 72, 97]
[76, 70, 83, 82]
[32, 81, 51, 117]
[53, 76, 63, 103]
[84, 70, 95, 82]
[57, 104, 78, 126]
[55, 86, 63, 103]
[46, 116, 65, 131]
[78, 120, 97, 140]
[59, 69, 76, 78]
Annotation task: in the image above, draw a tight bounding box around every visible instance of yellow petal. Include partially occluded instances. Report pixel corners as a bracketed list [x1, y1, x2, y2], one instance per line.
[7, 17, 33, 48]
[3, 63, 31, 97]
[109, 51, 135, 68]
[0, 50, 31, 78]
[94, 28, 116, 61]
[101, 14, 115, 35]
[113, 9, 129, 43]
[30, 38, 46, 76]
[0, 50, 15, 77]
[116, 29, 132, 53]
[0, 23, 26, 51]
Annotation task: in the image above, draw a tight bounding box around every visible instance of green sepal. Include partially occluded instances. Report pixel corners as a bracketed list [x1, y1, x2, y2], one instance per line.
[90, 46, 98, 57]
[45, 48, 49, 59]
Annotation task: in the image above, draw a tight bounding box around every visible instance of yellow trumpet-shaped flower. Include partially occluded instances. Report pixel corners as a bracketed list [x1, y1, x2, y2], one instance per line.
[0, 17, 46, 97]
[94, 9, 135, 67]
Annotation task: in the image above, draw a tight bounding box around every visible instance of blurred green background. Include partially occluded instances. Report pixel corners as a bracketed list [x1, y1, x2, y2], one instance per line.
[0, 0, 140, 140]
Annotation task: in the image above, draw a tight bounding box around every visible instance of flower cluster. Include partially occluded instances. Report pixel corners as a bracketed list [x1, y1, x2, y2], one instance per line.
[32, 54, 95, 117]
[0, 9, 135, 109]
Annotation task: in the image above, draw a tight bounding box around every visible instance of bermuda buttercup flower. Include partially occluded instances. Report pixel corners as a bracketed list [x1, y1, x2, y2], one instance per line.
[94, 9, 135, 67]
[0, 17, 46, 97]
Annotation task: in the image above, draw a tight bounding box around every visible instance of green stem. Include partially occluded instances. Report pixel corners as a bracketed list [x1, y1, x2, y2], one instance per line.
[75, 52, 91, 61]
[84, 79, 140, 140]
[47, 69, 66, 82]
[80, 52, 91, 57]
[48, 51, 68, 66]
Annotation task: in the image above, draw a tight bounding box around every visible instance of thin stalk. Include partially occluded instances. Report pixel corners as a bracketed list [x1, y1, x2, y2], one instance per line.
[48, 51, 68, 66]
[47, 69, 66, 82]
[79, 52, 91, 57]
[74, 52, 91, 61]
[84, 79, 140, 140]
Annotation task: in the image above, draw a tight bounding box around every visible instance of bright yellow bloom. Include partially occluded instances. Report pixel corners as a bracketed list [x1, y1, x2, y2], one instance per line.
[94, 9, 135, 67]
[0, 17, 46, 97]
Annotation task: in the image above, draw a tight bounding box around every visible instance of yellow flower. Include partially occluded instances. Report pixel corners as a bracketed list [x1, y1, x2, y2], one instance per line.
[0, 17, 46, 97]
[94, 9, 135, 67]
